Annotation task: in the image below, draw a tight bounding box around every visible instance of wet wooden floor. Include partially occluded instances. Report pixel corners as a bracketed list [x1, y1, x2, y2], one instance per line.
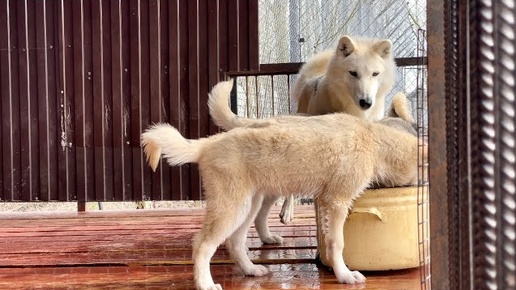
[0, 205, 421, 289]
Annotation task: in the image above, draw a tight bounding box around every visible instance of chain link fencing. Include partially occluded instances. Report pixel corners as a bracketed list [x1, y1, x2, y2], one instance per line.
[235, 0, 427, 118]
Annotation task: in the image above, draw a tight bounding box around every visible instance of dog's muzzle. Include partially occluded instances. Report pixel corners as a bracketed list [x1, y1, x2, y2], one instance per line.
[359, 99, 372, 109]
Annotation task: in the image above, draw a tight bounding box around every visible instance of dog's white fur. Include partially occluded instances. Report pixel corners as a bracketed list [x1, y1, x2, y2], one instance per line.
[208, 80, 416, 244]
[141, 80, 424, 290]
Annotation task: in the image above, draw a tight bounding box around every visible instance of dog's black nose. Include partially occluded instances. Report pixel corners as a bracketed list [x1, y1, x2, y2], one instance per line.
[359, 99, 372, 109]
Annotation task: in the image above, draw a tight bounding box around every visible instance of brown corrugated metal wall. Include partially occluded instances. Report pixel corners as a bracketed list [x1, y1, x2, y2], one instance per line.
[0, 0, 258, 201]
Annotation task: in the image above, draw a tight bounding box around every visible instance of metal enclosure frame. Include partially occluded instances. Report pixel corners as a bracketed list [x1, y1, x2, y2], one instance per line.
[428, 0, 516, 288]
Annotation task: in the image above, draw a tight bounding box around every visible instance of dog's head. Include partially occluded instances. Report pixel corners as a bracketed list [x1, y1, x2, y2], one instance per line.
[379, 92, 417, 136]
[330, 35, 396, 111]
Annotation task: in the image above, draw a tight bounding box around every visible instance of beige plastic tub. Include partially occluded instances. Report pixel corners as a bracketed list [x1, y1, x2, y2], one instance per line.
[316, 186, 428, 271]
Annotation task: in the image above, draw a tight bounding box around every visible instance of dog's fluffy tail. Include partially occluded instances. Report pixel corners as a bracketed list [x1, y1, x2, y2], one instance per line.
[208, 79, 272, 130]
[140, 123, 201, 171]
[388, 92, 414, 123]
[207, 79, 238, 130]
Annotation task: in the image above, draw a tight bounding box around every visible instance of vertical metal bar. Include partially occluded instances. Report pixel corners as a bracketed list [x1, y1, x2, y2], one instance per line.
[416, 29, 430, 290]
[255, 76, 259, 117]
[237, 0, 248, 69]
[77, 200, 86, 212]
[271, 75, 275, 116]
[37, 1, 47, 201]
[198, 0, 209, 139]
[470, 0, 516, 288]
[1, 0, 15, 201]
[248, 0, 259, 70]
[140, 0, 150, 201]
[168, 0, 189, 200]
[129, 0, 149, 201]
[57, 0, 76, 201]
[246, 77, 251, 117]
[207, 0, 221, 135]
[187, 0, 201, 200]
[18, 0, 33, 201]
[427, 0, 449, 288]
[72, 0, 85, 204]
[470, 0, 498, 288]
[149, 0, 166, 201]
[111, 0, 128, 201]
[494, 3, 516, 287]
[159, 0, 171, 200]
[227, 0, 239, 71]
[83, 0, 94, 202]
[92, 0, 108, 201]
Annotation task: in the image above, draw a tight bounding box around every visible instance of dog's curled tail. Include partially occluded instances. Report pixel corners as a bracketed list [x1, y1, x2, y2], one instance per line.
[208, 79, 271, 130]
[207, 79, 238, 130]
[140, 123, 201, 171]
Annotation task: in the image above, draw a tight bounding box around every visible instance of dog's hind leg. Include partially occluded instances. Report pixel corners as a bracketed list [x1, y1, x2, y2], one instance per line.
[227, 193, 269, 276]
[279, 194, 295, 225]
[254, 194, 283, 244]
[318, 196, 366, 285]
[192, 184, 254, 290]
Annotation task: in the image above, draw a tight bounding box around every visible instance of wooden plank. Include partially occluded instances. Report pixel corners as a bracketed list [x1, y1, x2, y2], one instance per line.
[1, 247, 317, 267]
[0, 205, 315, 220]
[0, 235, 315, 250]
[0, 264, 421, 290]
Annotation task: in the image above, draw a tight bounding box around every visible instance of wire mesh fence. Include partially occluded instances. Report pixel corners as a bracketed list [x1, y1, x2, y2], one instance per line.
[233, 66, 424, 119]
[416, 29, 430, 290]
[259, 0, 427, 63]
[247, 0, 427, 118]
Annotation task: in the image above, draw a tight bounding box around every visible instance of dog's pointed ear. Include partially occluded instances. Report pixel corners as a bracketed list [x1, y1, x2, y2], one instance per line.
[337, 36, 356, 57]
[373, 39, 393, 59]
[387, 92, 414, 123]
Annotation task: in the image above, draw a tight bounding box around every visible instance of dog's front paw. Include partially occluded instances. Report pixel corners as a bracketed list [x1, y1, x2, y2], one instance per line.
[244, 265, 269, 276]
[335, 270, 366, 284]
[197, 283, 223, 290]
[261, 234, 284, 245]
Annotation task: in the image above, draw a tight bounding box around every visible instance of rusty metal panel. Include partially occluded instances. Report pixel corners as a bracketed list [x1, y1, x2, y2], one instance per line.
[0, 0, 259, 201]
[433, 0, 516, 288]
[426, 1, 450, 289]
[469, 1, 516, 288]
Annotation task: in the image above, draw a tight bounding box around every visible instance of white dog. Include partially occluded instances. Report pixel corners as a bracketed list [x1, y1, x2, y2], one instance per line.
[294, 35, 397, 118]
[208, 80, 416, 245]
[141, 80, 424, 290]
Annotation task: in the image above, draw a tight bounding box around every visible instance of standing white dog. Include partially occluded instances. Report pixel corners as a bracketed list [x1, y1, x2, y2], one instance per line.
[208, 80, 416, 245]
[141, 80, 424, 290]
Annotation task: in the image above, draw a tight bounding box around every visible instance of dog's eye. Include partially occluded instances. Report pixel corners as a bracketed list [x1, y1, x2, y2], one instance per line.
[372, 72, 379, 77]
[349, 71, 358, 77]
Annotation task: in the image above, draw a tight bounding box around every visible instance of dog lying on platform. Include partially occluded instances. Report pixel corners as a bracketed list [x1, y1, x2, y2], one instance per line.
[140, 80, 425, 290]
[208, 79, 418, 245]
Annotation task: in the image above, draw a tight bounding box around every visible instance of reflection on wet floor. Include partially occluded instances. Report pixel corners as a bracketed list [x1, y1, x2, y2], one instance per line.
[0, 206, 420, 289]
